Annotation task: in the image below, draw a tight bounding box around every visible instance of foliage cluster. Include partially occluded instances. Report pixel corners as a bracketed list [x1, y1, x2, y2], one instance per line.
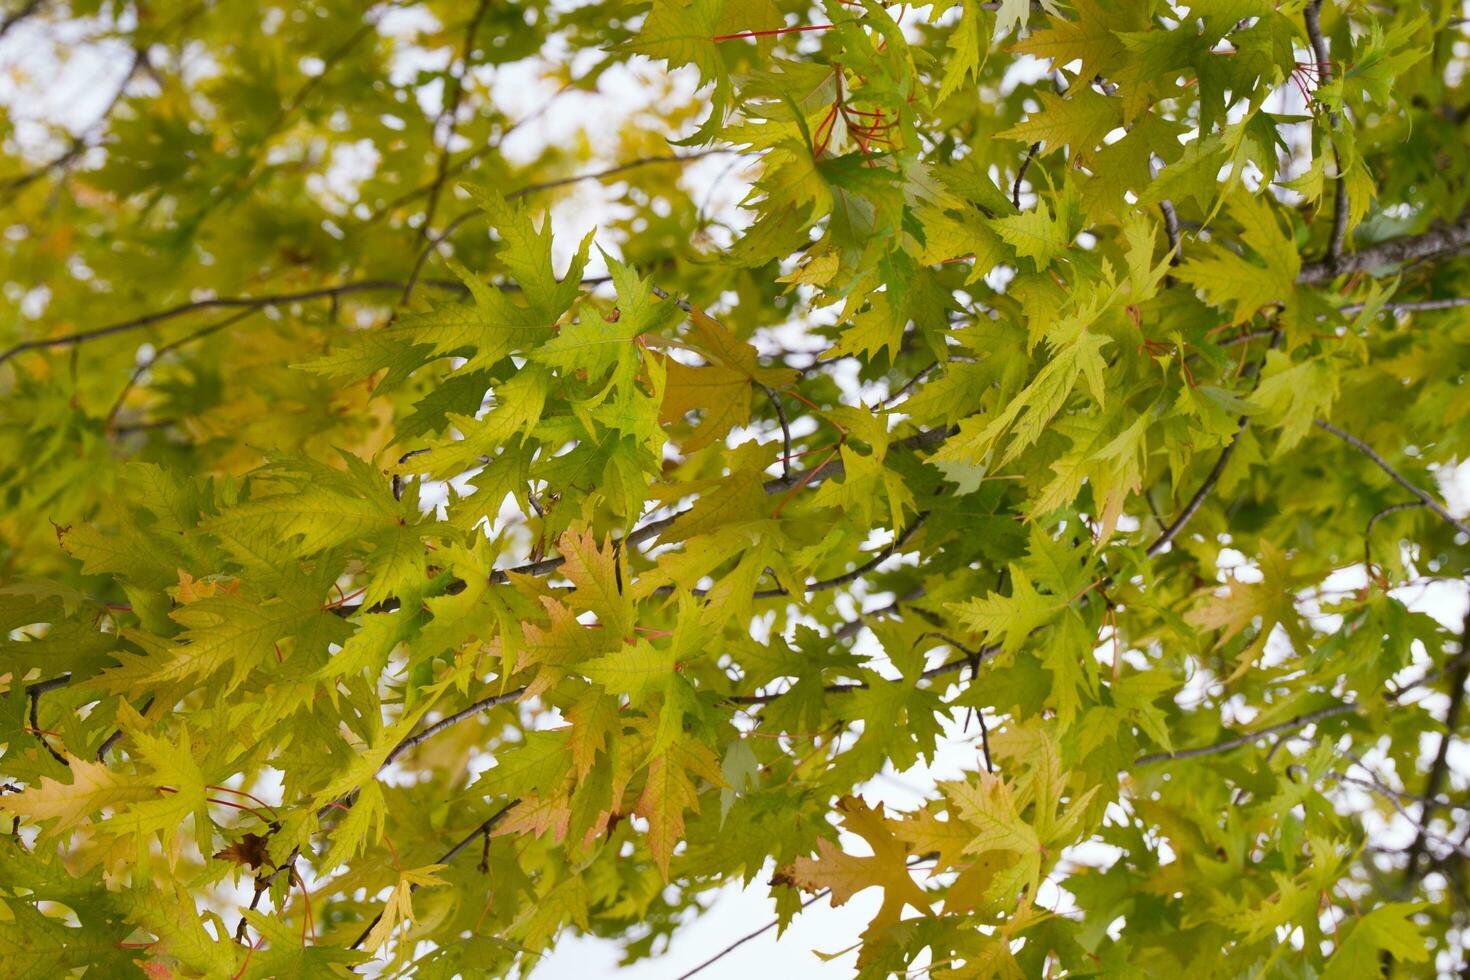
[2, 0, 1470, 976]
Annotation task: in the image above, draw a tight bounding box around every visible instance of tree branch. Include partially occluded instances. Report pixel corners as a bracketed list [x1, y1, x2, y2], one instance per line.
[4, 154, 728, 369]
[1134, 703, 1358, 765]
[1314, 420, 1470, 538]
[1297, 217, 1470, 283]
[1160, 200, 1182, 265]
[27, 687, 67, 765]
[0, 279, 454, 369]
[1, 46, 144, 195]
[1339, 295, 1470, 316]
[347, 800, 518, 951]
[344, 427, 952, 616]
[1363, 501, 1427, 576]
[674, 887, 833, 979]
[759, 383, 792, 482]
[1013, 142, 1040, 209]
[381, 688, 525, 770]
[418, 0, 493, 239]
[1146, 330, 1279, 556]
[1304, 0, 1349, 269]
[750, 514, 926, 599]
[400, 151, 733, 306]
[1402, 608, 1470, 886]
[104, 308, 260, 425]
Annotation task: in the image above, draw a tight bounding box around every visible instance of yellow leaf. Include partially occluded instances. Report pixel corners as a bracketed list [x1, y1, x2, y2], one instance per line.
[658, 307, 796, 452]
[778, 797, 930, 965]
[634, 740, 723, 880]
[362, 864, 448, 955]
[3, 755, 154, 837]
[558, 525, 631, 637]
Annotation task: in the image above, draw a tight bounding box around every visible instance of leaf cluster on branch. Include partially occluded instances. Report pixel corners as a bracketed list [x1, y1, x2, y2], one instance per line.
[1, 0, 1469, 976]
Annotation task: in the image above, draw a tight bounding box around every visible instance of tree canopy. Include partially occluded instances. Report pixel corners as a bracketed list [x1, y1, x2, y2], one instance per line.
[2, 0, 1470, 976]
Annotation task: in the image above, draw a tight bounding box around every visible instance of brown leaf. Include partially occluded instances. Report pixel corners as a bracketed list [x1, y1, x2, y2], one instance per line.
[213, 832, 271, 869]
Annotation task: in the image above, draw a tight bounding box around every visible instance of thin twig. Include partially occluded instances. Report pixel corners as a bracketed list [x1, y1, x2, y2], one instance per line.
[1304, 0, 1349, 269]
[675, 888, 832, 979]
[1363, 501, 1427, 576]
[28, 689, 67, 765]
[105, 308, 259, 425]
[96, 697, 152, 760]
[759, 384, 792, 481]
[361, 84, 573, 225]
[419, 0, 493, 239]
[1013, 142, 1040, 210]
[1147, 330, 1280, 556]
[1403, 609, 1470, 887]
[1314, 420, 1470, 538]
[348, 801, 518, 951]
[2, 46, 144, 194]
[338, 428, 951, 617]
[399, 151, 729, 308]
[0, 279, 453, 368]
[381, 689, 525, 769]
[1134, 703, 1358, 765]
[750, 514, 927, 599]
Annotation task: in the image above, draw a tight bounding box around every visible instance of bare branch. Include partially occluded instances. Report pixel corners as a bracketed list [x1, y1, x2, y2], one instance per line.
[1403, 609, 1470, 886]
[1339, 296, 1470, 316]
[400, 151, 731, 307]
[381, 688, 525, 770]
[1013, 142, 1040, 210]
[674, 888, 832, 979]
[0, 279, 453, 369]
[28, 688, 67, 765]
[346, 427, 952, 616]
[1304, 0, 1349, 269]
[1147, 331, 1279, 556]
[1314, 420, 1470, 538]
[759, 384, 793, 481]
[419, 0, 494, 239]
[1134, 703, 1358, 765]
[348, 800, 518, 951]
[105, 308, 259, 426]
[1159, 200, 1182, 265]
[751, 514, 927, 599]
[1298, 216, 1470, 283]
[1363, 501, 1427, 575]
[2, 46, 144, 195]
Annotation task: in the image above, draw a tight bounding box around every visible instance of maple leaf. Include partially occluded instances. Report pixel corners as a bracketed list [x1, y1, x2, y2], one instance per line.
[948, 567, 1061, 655]
[361, 864, 448, 955]
[997, 87, 1121, 157]
[935, 0, 992, 105]
[557, 525, 632, 637]
[2, 756, 155, 838]
[1016, 0, 1140, 82]
[635, 739, 723, 880]
[578, 639, 678, 703]
[657, 306, 796, 452]
[945, 773, 1044, 907]
[778, 797, 930, 964]
[237, 909, 368, 978]
[1321, 903, 1430, 979]
[213, 832, 271, 870]
[1187, 539, 1309, 677]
